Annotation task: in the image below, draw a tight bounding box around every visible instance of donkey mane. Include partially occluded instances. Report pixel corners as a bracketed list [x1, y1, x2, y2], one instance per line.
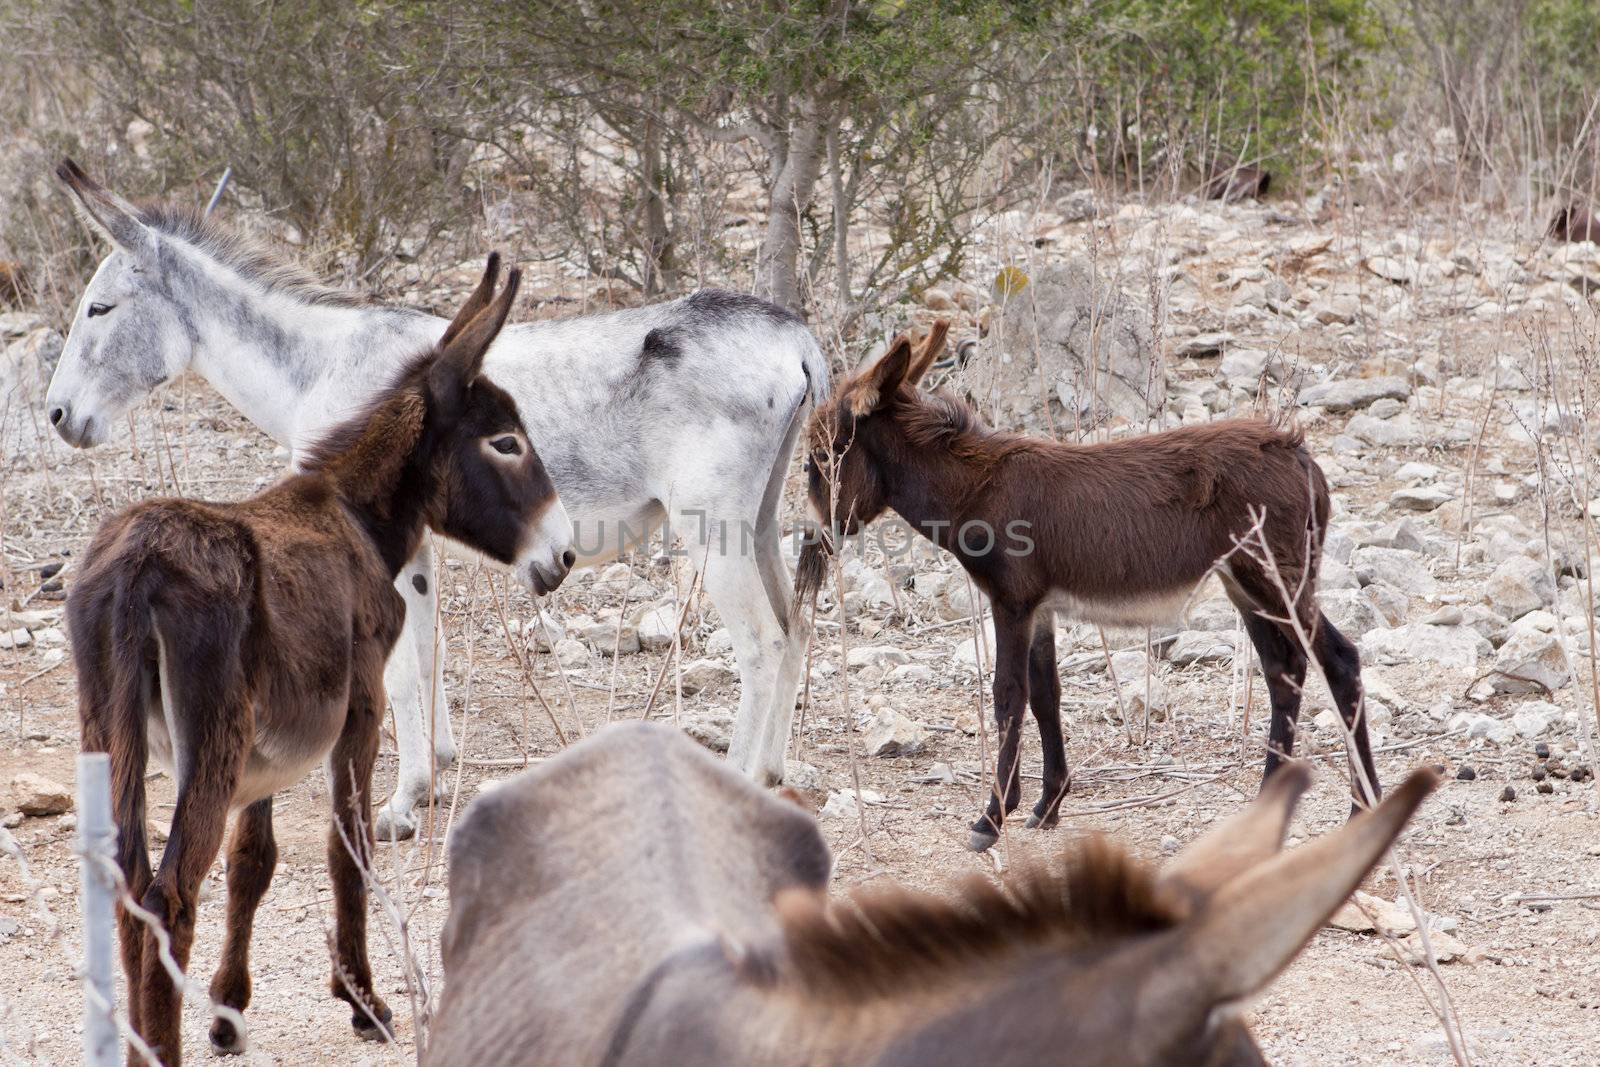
[136, 202, 370, 308]
[773, 837, 1180, 1002]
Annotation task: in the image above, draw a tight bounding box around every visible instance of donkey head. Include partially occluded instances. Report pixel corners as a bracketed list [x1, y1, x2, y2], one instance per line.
[47, 160, 192, 447]
[803, 320, 948, 536]
[858, 764, 1440, 1066]
[419, 255, 574, 595]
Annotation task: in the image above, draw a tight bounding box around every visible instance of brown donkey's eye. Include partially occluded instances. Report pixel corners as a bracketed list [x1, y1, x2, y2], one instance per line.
[87, 302, 113, 317]
[491, 436, 522, 456]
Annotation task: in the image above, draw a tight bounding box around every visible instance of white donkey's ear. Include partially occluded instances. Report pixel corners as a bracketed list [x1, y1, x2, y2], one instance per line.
[56, 159, 155, 261]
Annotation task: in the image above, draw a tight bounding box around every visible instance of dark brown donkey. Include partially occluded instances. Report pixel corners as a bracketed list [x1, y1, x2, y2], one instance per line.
[68, 255, 573, 1063]
[799, 322, 1378, 850]
[427, 721, 1439, 1067]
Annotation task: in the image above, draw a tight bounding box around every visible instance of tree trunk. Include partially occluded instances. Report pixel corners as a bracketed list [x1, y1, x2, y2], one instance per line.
[639, 112, 677, 295]
[756, 94, 830, 314]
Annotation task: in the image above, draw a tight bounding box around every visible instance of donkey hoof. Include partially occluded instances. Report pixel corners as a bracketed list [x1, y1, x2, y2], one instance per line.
[351, 1002, 393, 1042]
[373, 806, 417, 842]
[967, 828, 999, 852]
[209, 1016, 248, 1056]
[1023, 812, 1042, 829]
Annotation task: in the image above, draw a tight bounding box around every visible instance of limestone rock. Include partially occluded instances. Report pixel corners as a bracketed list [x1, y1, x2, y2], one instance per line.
[1298, 376, 1412, 412]
[862, 708, 929, 757]
[10, 773, 72, 817]
[1483, 555, 1553, 620]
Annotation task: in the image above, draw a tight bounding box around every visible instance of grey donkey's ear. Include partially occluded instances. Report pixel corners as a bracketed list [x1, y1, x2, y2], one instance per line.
[430, 259, 520, 416]
[56, 159, 155, 260]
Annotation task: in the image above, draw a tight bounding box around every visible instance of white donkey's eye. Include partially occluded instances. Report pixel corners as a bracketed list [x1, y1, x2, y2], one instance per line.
[490, 435, 522, 456]
[87, 302, 114, 318]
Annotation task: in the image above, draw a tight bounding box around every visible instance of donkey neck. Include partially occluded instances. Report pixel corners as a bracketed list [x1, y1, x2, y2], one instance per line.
[169, 240, 443, 451]
[866, 423, 989, 556]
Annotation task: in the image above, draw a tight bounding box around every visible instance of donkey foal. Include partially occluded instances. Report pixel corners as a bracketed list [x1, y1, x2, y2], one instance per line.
[68, 256, 572, 1063]
[801, 322, 1379, 850]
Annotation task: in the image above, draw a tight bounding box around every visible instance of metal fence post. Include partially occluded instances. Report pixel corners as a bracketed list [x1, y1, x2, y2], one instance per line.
[77, 752, 119, 1067]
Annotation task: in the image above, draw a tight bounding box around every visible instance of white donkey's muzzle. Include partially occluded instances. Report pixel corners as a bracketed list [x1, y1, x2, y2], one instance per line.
[520, 500, 575, 597]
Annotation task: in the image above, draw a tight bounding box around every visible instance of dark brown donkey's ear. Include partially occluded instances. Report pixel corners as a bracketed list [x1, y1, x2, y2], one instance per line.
[430, 259, 520, 417]
[846, 334, 916, 417]
[438, 253, 501, 349]
[906, 319, 950, 388]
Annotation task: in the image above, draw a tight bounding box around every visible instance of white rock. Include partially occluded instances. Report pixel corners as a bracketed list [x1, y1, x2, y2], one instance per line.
[1487, 616, 1569, 694]
[1389, 485, 1452, 512]
[678, 658, 736, 695]
[1360, 625, 1490, 671]
[784, 760, 825, 792]
[1450, 711, 1515, 745]
[862, 708, 929, 757]
[847, 645, 911, 669]
[1351, 546, 1436, 597]
[552, 638, 591, 669]
[1345, 411, 1423, 448]
[888, 663, 935, 685]
[1166, 630, 1236, 666]
[9, 773, 73, 817]
[636, 603, 679, 651]
[1511, 700, 1562, 739]
[1483, 555, 1553, 620]
[1298, 376, 1412, 412]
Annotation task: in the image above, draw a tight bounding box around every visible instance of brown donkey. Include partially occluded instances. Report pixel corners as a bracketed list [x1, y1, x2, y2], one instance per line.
[68, 255, 573, 1062]
[427, 722, 1438, 1067]
[799, 322, 1378, 850]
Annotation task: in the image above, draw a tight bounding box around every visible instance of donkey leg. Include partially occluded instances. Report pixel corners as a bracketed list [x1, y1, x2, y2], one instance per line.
[207, 798, 276, 1055]
[971, 607, 1034, 852]
[1239, 612, 1310, 785]
[1025, 613, 1070, 829]
[703, 523, 793, 786]
[327, 676, 392, 1041]
[1313, 615, 1382, 810]
[750, 513, 808, 780]
[139, 729, 248, 1060]
[375, 542, 450, 841]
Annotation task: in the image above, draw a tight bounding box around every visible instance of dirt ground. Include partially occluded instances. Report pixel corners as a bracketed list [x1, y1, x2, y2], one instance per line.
[4, 201, 1600, 1066]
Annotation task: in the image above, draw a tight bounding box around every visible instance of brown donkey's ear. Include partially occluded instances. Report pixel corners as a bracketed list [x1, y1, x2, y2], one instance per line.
[906, 319, 950, 388]
[1155, 761, 1311, 911]
[438, 252, 501, 349]
[1148, 767, 1438, 1014]
[847, 334, 917, 417]
[430, 261, 520, 416]
[55, 158, 154, 259]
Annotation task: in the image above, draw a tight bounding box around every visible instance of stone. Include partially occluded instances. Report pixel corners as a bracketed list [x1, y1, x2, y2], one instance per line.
[1328, 891, 1419, 935]
[682, 708, 735, 752]
[1174, 332, 1233, 359]
[1320, 590, 1387, 639]
[888, 663, 935, 685]
[1402, 931, 1468, 965]
[635, 603, 679, 651]
[552, 638, 591, 669]
[922, 287, 957, 311]
[1345, 411, 1423, 448]
[2, 328, 63, 403]
[820, 787, 884, 819]
[978, 260, 1166, 423]
[783, 760, 825, 792]
[847, 645, 911, 669]
[1389, 485, 1452, 512]
[0, 628, 31, 650]
[1310, 296, 1360, 325]
[1351, 546, 1436, 598]
[1511, 700, 1562, 739]
[1298, 376, 1411, 412]
[1115, 675, 1169, 723]
[1219, 348, 1270, 386]
[580, 617, 639, 655]
[1166, 630, 1236, 666]
[9, 773, 72, 817]
[862, 708, 929, 757]
[1363, 255, 1419, 285]
[937, 579, 983, 621]
[1449, 712, 1515, 745]
[678, 658, 736, 695]
[1486, 616, 1569, 694]
[1360, 625, 1491, 671]
[1483, 555, 1553, 620]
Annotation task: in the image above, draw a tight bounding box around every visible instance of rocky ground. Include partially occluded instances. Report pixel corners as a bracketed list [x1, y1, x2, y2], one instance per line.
[3, 190, 1600, 1065]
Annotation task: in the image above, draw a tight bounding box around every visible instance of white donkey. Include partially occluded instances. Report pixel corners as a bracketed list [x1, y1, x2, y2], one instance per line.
[46, 161, 828, 839]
